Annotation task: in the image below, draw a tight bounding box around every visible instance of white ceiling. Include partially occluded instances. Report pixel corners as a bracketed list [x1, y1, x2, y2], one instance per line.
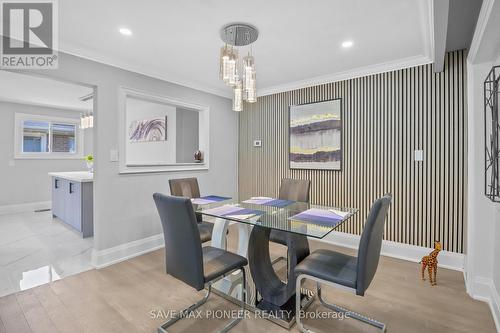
[58, 0, 432, 98]
[0, 71, 93, 111]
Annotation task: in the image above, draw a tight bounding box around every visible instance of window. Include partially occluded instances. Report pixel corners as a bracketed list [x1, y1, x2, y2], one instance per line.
[22, 120, 50, 152]
[15, 113, 83, 159]
[51, 123, 76, 153]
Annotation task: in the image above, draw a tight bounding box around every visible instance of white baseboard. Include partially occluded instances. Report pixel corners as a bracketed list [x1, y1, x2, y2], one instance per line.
[469, 277, 500, 332]
[91, 233, 164, 269]
[91, 229, 465, 271]
[0, 201, 51, 216]
[311, 230, 465, 271]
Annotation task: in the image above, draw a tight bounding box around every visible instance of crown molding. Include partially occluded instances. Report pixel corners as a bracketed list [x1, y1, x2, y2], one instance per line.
[61, 45, 432, 100]
[0, 97, 88, 112]
[468, 0, 496, 64]
[421, 0, 434, 62]
[257, 54, 432, 97]
[58, 44, 232, 100]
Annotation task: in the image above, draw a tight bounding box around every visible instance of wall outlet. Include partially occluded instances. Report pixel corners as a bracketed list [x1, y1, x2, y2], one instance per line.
[110, 149, 119, 162]
[253, 140, 262, 147]
[414, 150, 424, 161]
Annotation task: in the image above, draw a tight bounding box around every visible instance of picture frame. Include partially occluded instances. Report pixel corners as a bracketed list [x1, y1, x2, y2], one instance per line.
[289, 98, 342, 170]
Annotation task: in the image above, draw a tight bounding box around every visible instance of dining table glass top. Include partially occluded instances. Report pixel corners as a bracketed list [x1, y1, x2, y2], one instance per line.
[193, 197, 358, 239]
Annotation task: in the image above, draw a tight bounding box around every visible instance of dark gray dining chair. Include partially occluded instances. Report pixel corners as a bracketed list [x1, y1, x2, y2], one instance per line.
[169, 177, 213, 243]
[295, 194, 392, 333]
[270, 178, 311, 265]
[153, 193, 248, 333]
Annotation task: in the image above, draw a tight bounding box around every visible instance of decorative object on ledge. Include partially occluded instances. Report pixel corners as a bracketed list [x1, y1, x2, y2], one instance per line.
[128, 117, 167, 143]
[484, 66, 500, 202]
[420, 241, 441, 286]
[84, 154, 94, 173]
[219, 23, 258, 111]
[289, 99, 342, 170]
[194, 150, 203, 163]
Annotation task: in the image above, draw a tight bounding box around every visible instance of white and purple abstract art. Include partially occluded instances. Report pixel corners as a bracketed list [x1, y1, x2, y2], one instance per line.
[289, 99, 342, 170]
[128, 117, 167, 143]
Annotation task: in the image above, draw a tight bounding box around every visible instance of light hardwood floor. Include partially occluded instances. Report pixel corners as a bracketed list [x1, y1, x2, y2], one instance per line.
[0, 225, 496, 333]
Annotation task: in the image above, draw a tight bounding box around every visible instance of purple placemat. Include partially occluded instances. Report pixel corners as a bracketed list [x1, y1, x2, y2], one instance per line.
[264, 199, 295, 208]
[243, 197, 295, 208]
[202, 205, 264, 220]
[223, 208, 265, 220]
[202, 205, 242, 216]
[242, 197, 274, 205]
[191, 195, 231, 205]
[288, 208, 345, 227]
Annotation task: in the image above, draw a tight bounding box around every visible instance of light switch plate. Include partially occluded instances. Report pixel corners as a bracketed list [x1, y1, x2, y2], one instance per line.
[8, 160, 15, 167]
[253, 140, 262, 147]
[110, 149, 119, 162]
[414, 150, 424, 161]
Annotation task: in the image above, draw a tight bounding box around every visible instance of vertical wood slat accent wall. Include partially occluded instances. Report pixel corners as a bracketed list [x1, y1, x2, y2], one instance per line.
[238, 50, 467, 253]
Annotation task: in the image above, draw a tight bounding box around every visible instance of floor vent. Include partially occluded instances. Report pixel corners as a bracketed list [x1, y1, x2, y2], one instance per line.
[34, 209, 51, 213]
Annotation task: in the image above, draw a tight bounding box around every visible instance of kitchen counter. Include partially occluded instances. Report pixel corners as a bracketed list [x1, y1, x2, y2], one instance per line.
[48, 171, 93, 183]
[50, 171, 93, 238]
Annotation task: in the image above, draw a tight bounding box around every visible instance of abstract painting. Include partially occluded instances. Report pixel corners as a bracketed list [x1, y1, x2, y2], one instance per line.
[128, 117, 167, 143]
[289, 99, 341, 170]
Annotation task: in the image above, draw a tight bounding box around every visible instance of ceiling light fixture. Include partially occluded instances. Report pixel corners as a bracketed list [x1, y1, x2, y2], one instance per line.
[119, 27, 132, 36]
[232, 80, 243, 112]
[220, 45, 238, 86]
[341, 40, 354, 48]
[243, 53, 256, 103]
[80, 111, 94, 129]
[219, 23, 258, 111]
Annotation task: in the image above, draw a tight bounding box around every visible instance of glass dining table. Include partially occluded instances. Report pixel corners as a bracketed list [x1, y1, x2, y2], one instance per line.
[193, 197, 358, 329]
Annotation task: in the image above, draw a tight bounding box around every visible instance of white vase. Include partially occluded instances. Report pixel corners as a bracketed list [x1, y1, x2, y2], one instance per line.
[86, 161, 94, 173]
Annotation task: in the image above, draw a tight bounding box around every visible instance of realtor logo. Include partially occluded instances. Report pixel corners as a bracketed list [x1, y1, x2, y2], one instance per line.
[1, 0, 58, 69]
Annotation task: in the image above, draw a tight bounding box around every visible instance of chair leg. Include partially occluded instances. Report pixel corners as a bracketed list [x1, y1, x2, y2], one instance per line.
[158, 286, 211, 333]
[317, 284, 386, 332]
[217, 268, 247, 333]
[158, 268, 247, 333]
[296, 275, 314, 333]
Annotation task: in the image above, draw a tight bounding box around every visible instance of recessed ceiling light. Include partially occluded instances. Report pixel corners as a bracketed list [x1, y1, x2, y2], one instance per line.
[119, 27, 132, 36]
[342, 40, 353, 48]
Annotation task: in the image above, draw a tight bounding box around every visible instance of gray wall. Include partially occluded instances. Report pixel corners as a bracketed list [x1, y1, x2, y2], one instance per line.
[176, 108, 199, 163]
[29, 52, 237, 251]
[0, 101, 92, 206]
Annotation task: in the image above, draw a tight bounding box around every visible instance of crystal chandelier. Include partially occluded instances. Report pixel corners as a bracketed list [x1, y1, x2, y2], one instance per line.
[80, 111, 94, 129]
[79, 93, 94, 129]
[220, 45, 238, 86]
[219, 24, 258, 111]
[232, 80, 243, 111]
[243, 54, 256, 103]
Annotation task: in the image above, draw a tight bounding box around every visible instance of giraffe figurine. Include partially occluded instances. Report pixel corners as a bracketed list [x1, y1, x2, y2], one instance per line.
[420, 241, 442, 286]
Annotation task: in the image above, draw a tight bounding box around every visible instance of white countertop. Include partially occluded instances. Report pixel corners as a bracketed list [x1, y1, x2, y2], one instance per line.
[49, 171, 94, 183]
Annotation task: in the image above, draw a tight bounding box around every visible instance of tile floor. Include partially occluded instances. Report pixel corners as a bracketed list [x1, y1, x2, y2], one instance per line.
[0, 211, 93, 297]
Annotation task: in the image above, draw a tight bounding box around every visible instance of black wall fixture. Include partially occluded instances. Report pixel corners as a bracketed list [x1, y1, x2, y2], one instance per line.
[484, 66, 500, 202]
